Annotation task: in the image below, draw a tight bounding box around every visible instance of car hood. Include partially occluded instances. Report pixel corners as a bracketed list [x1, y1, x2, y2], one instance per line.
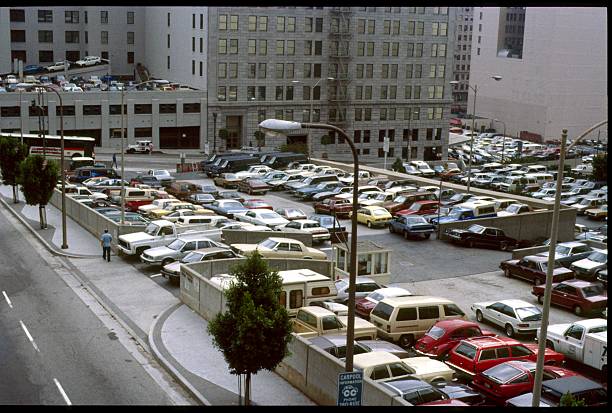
[448, 229, 469, 234]
[119, 232, 154, 243]
[162, 261, 181, 274]
[359, 199, 382, 206]
[524, 343, 559, 358]
[572, 258, 605, 271]
[496, 211, 515, 217]
[144, 246, 174, 257]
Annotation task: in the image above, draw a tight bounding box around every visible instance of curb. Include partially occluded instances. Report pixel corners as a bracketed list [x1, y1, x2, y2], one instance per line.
[0, 196, 99, 259]
[148, 303, 212, 406]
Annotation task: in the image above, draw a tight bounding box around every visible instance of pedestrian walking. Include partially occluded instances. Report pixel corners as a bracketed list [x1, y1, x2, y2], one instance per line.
[148, 142, 153, 155]
[112, 153, 117, 168]
[100, 229, 112, 262]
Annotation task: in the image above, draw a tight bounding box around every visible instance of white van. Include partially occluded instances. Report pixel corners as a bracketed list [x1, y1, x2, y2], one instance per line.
[498, 176, 539, 193]
[525, 172, 554, 187]
[520, 164, 547, 174]
[369, 296, 466, 347]
[409, 161, 435, 177]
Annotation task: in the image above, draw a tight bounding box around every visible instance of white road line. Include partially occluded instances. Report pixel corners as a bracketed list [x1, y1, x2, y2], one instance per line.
[53, 378, 72, 406]
[2, 290, 13, 308]
[319, 247, 332, 251]
[19, 320, 40, 352]
[149, 273, 162, 278]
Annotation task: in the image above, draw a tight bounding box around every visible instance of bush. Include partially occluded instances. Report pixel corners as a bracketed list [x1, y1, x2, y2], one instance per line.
[0, 136, 28, 203]
[591, 152, 607, 182]
[17, 155, 59, 229]
[391, 157, 406, 173]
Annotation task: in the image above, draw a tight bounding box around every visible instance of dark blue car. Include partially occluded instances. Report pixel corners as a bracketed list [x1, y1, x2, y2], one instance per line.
[295, 181, 344, 201]
[23, 65, 45, 75]
[205, 200, 248, 218]
[388, 215, 435, 240]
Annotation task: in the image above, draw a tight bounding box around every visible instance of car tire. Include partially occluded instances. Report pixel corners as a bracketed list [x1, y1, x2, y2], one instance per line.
[537, 295, 544, 304]
[573, 305, 583, 316]
[389, 225, 394, 233]
[424, 233, 431, 240]
[476, 310, 484, 323]
[399, 334, 415, 348]
[505, 324, 515, 337]
[504, 268, 512, 278]
[500, 241, 509, 251]
[403, 231, 409, 240]
[367, 221, 372, 228]
[161, 258, 174, 267]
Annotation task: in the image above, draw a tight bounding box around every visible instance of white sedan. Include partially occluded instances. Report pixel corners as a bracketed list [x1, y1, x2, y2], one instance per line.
[161, 209, 197, 223]
[275, 219, 330, 243]
[235, 209, 289, 228]
[471, 299, 542, 338]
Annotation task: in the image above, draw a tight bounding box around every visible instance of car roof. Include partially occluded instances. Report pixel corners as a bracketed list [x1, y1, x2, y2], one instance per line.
[300, 306, 334, 316]
[461, 336, 519, 348]
[561, 279, 599, 288]
[382, 296, 454, 306]
[374, 287, 411, 297]
[524, 255, 549, 263]
[434, 319, 480, 330]
[353, 351, 401, 368]
[557, 241, 588, 247]
[543, 376, 603, 394]
[309, 334, 349, 348]
[362, 205, 388, 211]
[382, 377, 431, 394]
[496, 299, 536, 309]
[267, 237, 302, 244]
[190, 247, 230, 254]
[291, 219, 319, 225]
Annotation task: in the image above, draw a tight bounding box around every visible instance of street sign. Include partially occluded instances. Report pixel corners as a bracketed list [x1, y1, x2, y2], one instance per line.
[337, 371, 363, 406]
[204, 143, 210, 155]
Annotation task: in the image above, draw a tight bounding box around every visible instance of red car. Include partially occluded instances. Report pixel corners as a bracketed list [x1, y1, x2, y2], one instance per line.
[532, 279, 607, 316]
[313, 196, 353, 218]
[471, 360, 579, 405]
[237, 178, 270, 195]
[445, 336, 564, 378]
[395, 200, 440, 217]
[243, 199, 273, 210]
[414, 319, 495, 359]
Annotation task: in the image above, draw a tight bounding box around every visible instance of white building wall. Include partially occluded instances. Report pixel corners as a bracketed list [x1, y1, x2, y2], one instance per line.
[470, 7, 607, 141]
[0, 9, 12, 73]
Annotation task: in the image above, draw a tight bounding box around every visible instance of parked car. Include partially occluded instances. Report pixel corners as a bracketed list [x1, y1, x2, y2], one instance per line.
[217, 190, 245, 203]
[308, 335, 371, 360]
[537, 241, 593, 268]
[571, 197, 606, 215]
[504, 376, 607, 407]
[237, 178, 270, 195]
[446, 224, 518, 251]
[235, 209, 289, 228]
[205, 199, 248, 218]
[585, 204, 608, 220]
[308, 214, 346, 233]
[23, 64, 45, 75]
[140, 234, 227, 266]
[395, 200, 440, 217]
[472, 360, 579, 406]
[414, 320, 495, 360]
[146, 169, 174, 186]
[471, 299, 542, 337]
[388, 215, 436, 240]
[296, 181, 345, 201]
[165, 181, 199, 201]
[497, 203, 534, 217]
[186, 193, 216, 206]
[105, 212, 150, 225]
[445, 336, 564, 378]
[532, 280, 607, 316]
[243, 199, 273, 210]
[213, 173, 242, 189]
[230, 237, 327, 260]
[160, 247, 241, 283]
[596, 268, 607, 287]
[442, 192, 472, 207]
[499, 255, 575, 285]
[308, 300, 349, 316]
[381, 377, 483, 406]
[275, 207, 307, 221]
[47, 61, 70, 72]
[351, 206, 393, 228]
[75, 55, 102, 66]
[355, 287, 413, 318]
[313, 197, 354, 218]
[130, 174, 163, 189]
[335, 277, 382, 304]
[569, 249, 607, 280]
[275, 219, 330, 244]
[353, 352, 454, 384]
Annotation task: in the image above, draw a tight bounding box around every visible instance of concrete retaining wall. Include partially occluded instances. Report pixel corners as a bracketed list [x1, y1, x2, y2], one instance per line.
[512, 239, 608, 260]
[222, 229, 313, 247]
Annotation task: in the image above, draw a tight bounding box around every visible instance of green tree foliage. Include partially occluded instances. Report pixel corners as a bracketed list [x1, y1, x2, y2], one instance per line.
[391, 157, 406, 173]
[0, 136, 28, 203]
[17, 155, 59, 229]
[320, 134, 332, 145]
[560, 391, 586, 407]
[253, 130, 266, 150]
[207, 251, 292, 405]
[591, 152, 607, 182]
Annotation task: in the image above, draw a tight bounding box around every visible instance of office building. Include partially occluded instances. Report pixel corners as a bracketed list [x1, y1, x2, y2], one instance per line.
[450, 6, 473, 115]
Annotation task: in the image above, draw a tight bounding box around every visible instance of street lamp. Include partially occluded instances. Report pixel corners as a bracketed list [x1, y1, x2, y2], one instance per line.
[38, 85, 68, 249]
[212, 112, 218, 154]
[406, 110, 419, 163]
[493, 118, 507, 164]
[531, 120, 607, 407]
[449, 75, 502, 192]
[259, 118, 359, 372]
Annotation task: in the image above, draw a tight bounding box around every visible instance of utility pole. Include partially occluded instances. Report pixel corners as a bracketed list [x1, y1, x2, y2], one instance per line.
[212, 112, 217, 154]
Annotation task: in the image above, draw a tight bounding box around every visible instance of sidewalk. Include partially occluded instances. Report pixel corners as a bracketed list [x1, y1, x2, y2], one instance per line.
[95, 146, 206, 157]
[0, 186, 315, 405]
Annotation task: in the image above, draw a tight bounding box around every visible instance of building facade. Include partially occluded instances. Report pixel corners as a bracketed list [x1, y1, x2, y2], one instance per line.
[450, 6, 473, 115]
[469, 7, 607, 141]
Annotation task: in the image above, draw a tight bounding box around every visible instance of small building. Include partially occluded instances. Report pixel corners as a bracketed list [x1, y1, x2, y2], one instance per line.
[333, 240, 391, 285]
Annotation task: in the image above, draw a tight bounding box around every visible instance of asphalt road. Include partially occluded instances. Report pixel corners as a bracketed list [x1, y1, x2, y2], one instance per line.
[0, 210, 179, 405]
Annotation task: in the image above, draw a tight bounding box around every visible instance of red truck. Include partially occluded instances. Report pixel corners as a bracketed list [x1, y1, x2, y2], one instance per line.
[313, 197, 353, 218]
[125, 191, 173, 212]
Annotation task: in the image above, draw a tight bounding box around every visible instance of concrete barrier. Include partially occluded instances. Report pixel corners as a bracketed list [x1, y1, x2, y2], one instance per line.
[512, 239, 608, 260]
[221, 229, 313, 247]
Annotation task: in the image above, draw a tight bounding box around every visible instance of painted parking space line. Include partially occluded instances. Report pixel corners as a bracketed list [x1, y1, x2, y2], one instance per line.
[2, 290, 13, 308]
[53, 378, 72, 406]
[19, 320, 40, 352]
[149, 273, 162, 278]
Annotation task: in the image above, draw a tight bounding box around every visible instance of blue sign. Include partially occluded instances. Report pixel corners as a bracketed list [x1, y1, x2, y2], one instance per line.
[337, 371, 363, 406]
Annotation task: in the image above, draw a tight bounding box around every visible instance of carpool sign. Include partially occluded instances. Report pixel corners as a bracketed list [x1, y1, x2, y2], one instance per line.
[337, 371, 363, 406]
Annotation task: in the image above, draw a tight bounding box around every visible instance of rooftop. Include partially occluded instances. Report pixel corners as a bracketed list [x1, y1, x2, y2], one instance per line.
[334, 239, 391, 253]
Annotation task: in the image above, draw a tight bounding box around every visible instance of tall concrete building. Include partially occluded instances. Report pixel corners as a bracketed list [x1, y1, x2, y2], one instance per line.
[450, 7, 473, 115]
[2, 6, 458, 161]
[469, 7, 607, 141]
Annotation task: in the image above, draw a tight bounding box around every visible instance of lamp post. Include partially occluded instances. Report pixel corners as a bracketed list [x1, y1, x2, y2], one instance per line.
[38, 85, 68, 249]
[212, 112, 218, 154]
[493, 118, 507, 164]
[531, 120, 607, 407]
[406, 110, 419, 163]
[19, 88, 23, 144]
[259, 119, 359, 372]
[450, 75, 502, 193]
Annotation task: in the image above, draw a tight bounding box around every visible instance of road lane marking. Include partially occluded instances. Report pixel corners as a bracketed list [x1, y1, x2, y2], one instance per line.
[19, 320, 40, 352]
[2, 290, 13, 308]
[53, 378, 72, 406]
[149, 273, 162, 278]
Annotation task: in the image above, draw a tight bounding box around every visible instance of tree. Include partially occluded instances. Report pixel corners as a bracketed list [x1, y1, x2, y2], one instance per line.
[320, 134, 332, 145]
[560, 391, 586, 407]
[207, 251, 293, 405]
[218, 128, 229, 151]
[0, 136, 28, 203]
[253, 130, 266, 151]
[17, 155, 59, 229]
[391, 157, 406, 173]
[591, 152, 607, 182]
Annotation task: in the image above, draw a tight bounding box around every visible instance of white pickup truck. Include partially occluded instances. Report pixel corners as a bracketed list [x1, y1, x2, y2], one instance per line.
[292, 306, 377, 340]
[540, 318, 607, 376]
[126, 140, 152, 154]
[117, 220, 217, 256]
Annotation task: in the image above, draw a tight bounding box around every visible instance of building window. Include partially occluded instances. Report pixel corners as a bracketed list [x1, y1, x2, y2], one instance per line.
[183, 103, 200, 114]
[65, 10, 79, 24]
[159, 104, 177, 114]
[276, 40, 284, 55]
[127, 32, 134, 44]
[248, 15, 257, 31]
[218, 14, 227, 30]
[127, 11, 134, 24]
[229, 39, 238, 54]
[247, 63, 256, 78]
[134, 104, 152, 114]
[229, 62, 237, 78]
[100, 31, 108, 44]
[287, 40, 295, 55]
[11, 30, 26, 43]
[200, 61, 203, 76]
[167, 12, 170, 27]
[38, 10, 53, 23]
[258, 39, 267, 55]
[9, 9, 25, 22]
[315, 17, 323, 32]
[38, 50, 53, 62]
[276, 16, 285, 32]
[101, 11, 108, 24]
[127, 52, 134, 64]
[258, 62, 266, 78]
[257, 86, 266, 100]
[229, 15, 238, 31]
[65, 31, 79, 44]
[109, 105, 128, 115]
[218, 86, 226, 101]
[218, 39, 227, 54]
[258, 15, 268, 31]
[101, 51, 108, 60]
[83, 105, 101, 116]
[134, 128, 152, 138]
[200, 13, 204, 29]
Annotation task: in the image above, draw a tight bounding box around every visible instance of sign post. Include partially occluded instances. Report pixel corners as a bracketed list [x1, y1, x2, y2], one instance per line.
[383, 137, 389, 170]
[337, 371, 363, 406]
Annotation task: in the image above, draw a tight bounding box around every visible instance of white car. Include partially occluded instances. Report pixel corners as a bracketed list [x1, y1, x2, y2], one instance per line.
[147, 169, 174, 185]
[570, 249, 607, 279]
[408, 161, 435, 177]
[138, 198, 182, 215]
[355, 287, 412, 318]
[497, 203, 533, 217]
[46, 61, 70, 72]
[235, 209, 289, 228]
[274, 219, 330, 243]
[234, 165, 274, 180]
[75, 56, 102, 67]
[471, 299, 542, 338]
[358, 192, 395, 207]
[161, 209, 199, 223]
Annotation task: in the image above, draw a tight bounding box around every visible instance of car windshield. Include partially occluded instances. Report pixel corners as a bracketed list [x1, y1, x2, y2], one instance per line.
[201, 186, 216, 191]
[405, 216, 427, 225]
[371, 209, 388, 216]
[167, 239, 185, 251]
[555, 245, 571, 256]
[582, 284, 604, 297]
[368, 292, 384, 302]
[249, 201, 267, 207]
[155, 170, 170, 176]
[259, 239, 279, 249]
[286, 209, 304, 217]
[182, 252, 204, 263]
[482, 363, 524, 384]
[425, 326, 445, 340]
[225, 174, 237, 179]
[408, 203, 422, 211]
[468, 224, 485, 233]
[393, 195, 407, 203]
[506, 204, 521, 213]
[448, 207, 464, 218]
[450, 193, 465, 202]
[261, 213, 280, 220]
[224, 201, 243, 209]
[374, 193, 388, 201]
[197, 194, 213, 200]
[219, 160, 229, 167]
[144, 223, 160, 236]
[515, 307, 542, 322]
[587, 251, 607, 263]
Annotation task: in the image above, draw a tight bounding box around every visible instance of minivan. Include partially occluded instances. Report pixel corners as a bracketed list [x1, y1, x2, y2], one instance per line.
[370, 296, 466, 347]
[520, 165, 547, 174]
[70, 167, 119, 183]
[525, 172, 554, 187]
[266, 153, 308, 169]
[498, 176, 539, 193]
[209, 156, 259, 177]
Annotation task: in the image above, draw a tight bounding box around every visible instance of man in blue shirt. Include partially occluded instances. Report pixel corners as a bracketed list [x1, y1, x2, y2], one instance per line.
[100, 229, 112, 262]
